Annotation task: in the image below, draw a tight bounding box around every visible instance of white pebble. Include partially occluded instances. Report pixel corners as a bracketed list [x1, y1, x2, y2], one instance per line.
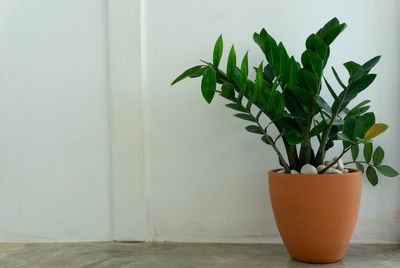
[290, 169, 299, 174]
[324, 160, 338, 169]
[300, 164, 318, 174]
[317, 165, 326, 172]
[333, 157, 344, 170]
[325, 167, 343, 174]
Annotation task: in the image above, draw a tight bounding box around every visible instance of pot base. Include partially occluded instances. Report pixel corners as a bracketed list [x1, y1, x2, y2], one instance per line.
[268, 168, 362, 264]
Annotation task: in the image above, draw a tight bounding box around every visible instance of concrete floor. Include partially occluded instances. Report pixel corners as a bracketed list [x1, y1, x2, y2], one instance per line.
[0, 242, 399, 268]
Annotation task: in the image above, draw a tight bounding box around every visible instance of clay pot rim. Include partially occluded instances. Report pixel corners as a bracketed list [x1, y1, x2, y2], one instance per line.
[269, 168, 362, 176]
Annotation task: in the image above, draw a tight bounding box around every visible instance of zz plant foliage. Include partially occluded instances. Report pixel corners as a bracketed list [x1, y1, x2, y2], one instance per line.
[171, 18, 398, 186]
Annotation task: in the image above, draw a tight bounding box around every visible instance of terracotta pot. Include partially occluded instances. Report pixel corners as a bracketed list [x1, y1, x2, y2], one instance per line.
[268, 168, 362, 263]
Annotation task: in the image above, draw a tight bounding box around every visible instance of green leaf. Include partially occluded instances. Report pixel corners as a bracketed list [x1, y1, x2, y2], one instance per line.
[240, 52, 249, 85]
[356, 162, 364, 173]
[254, 62, 264, 104]
[344, 61, 361, 78]
[273, 42, 289, 81]
[245, 125, 263, 134]
[260, 29, 278, 65]
[213, 35, 223, 67]
[342, 116, 356, 147]
[306, 33, 327, 60]
[324, 77, 338, 102]
[288, 57, 298, 87]
[364, 123, 388, 140]
[353, 112, 375, 140]
[351, 144, 359, 160]
[221, 82, 235, 100]
[317, 17, 340, 39]
[297, 69, 318, 94]
[225, 103, 245, 112]
[322, 23, 347, 46]
[261, 135, 273, 145]
[289, 86, 314, 111]
[331, 67, 346, 89]
[227, 45, 236, 80]
[234, 113, 254, 122]
[337, 133, 352, 142]
[373, 146, 384, 166]
[356, 137, 373, 144]
[366, 166, 378, 186]
[363, 143, 373, 163]
[349, 74, 377, 94]
[315, 96, 332, 113]
[353, 56, 381, 80]
[171, 65, 205, 85]
[377, 165, 399, 177]
[301, 50, 322, 77]
[201, 67, 217, 103]
[345, 100, 371, 118]
[263, 64, 275, 86]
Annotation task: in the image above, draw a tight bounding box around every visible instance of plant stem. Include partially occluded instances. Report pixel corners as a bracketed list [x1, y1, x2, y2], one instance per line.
[344, 160, 374, 166]
[299, 80, 321, 166]
[315, 83, 351, 165]
[318, 143, 358, 174]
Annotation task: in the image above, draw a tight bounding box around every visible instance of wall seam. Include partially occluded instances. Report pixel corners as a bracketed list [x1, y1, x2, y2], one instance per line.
[139, 0, 153, 241]
[105, 0, 115, 240]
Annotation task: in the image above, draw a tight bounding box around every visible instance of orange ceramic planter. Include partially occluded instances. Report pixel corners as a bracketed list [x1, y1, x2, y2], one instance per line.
[268, 168, 362, 263]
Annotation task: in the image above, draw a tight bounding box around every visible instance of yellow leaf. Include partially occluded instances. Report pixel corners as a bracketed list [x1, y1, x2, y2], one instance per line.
[364, 123, 388, 140]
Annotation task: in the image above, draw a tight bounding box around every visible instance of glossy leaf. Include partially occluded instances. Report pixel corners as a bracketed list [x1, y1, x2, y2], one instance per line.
[315, 96, 332, 113]
[305, 34, 327, 60]
[331, 67, 346, 89]
[261, 135, 273, 145]
[337, 133, 352, 142]
[356, 162, 364, 173]
[322, 23, 347, 46]
[225, 103, 245, 112]
[213, 35, 223, 67]
[297, 69, 318, 94]
[377, 165, 399, 177]
[366, 166, 378, 186]
[343, 61, 361, 78]
[349, 74, 376, 93]
[227, 45, 236, 80]
[351, 143, 359, 160]
[324, 77, 338, 102]
[201, 67, 217, 103]
[301, 50, 322, 77]
[363, 143, 373, 163]
[234, 113, 254, 122]
[317, 17, 340, 39]
[253, 29, 277, 65]
[171, 65, 205, 85]
[246, 125, 263, 134]
[273, 42, 289, 82]
[373, 146, 384, 166]
[240, 52, 249, 85]
[221, 82, 235, 100]
[353, 112, 375, 140]
[364, 123, 388, 140]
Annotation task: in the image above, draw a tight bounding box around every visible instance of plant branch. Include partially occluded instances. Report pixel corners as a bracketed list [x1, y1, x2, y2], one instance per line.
[299, 79, 321, 166]
[344, 160, 375, 166]
[318, 142, 358, 174]
[315, 82, 351, 165]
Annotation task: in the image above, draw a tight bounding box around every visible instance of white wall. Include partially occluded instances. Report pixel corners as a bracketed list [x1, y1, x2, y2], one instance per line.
[0, 0, 112, 241]
[0, 0, 399, 243]
[141, 0, 400, 243]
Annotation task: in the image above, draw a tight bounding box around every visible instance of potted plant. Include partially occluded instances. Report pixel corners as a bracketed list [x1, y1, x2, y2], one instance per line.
[171, 18, 398, 263]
